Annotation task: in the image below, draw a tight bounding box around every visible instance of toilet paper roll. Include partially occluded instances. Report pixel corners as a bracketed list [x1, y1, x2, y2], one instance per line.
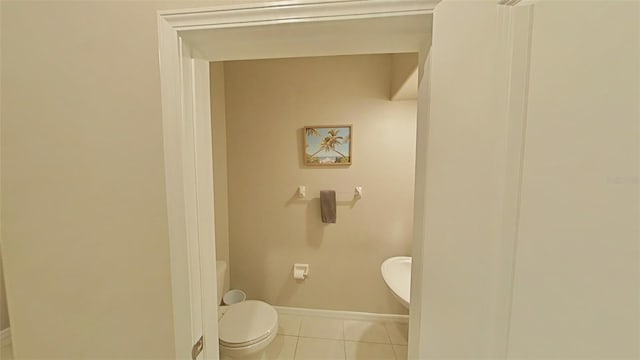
[293, 268, 305, 280]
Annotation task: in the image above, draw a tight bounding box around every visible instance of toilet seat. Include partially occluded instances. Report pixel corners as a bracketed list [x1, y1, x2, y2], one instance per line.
[218, 300, 278, 348]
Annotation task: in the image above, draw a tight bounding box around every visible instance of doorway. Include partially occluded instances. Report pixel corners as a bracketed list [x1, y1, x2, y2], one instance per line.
[214, 53, 417, 314]
[157, 1, 437, 358]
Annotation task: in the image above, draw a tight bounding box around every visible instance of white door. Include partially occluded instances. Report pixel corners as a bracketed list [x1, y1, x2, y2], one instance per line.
[409, 1, 530, 358]
[408, 47, 431, 360]
[178, 39, 219, 360]
[506, 1, 640, 358]
[191, 56, 220, 360]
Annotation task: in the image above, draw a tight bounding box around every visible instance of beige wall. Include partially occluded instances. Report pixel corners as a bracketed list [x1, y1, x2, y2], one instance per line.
[223, 55, 416, 315]
[210, 62, 231, 294]
[0, 1, 234, 357]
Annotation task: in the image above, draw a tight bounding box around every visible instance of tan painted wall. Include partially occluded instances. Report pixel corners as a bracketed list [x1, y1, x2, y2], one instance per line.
[224, 55, 416, 315]
[0, 1, 243, 357]
[210, 62, 231, 295]
[390, 53, 418, 100]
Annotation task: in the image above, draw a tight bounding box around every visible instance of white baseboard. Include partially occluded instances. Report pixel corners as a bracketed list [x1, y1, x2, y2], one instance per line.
[274, 306, 409, 323]
[0, 327, 10, 347]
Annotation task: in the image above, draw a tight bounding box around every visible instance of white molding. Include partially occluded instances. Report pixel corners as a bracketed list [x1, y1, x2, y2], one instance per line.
[192, 57, 219, 360]
[0, 327, 10, 347]
[157, 1, 437, 358]
[179, 38, 207, 357]
[498, 0, 524, 5]
[160, 0, 439, 30]
[498, 4, 535, 359]
[408, 47, 431, 360]
[493, 3, 534, 358]
[157, 16, 195, 360]
[274, 306, 409, 323]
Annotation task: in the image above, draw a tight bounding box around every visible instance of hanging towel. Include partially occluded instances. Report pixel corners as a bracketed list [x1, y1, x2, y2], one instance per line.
[320, 190, 337, 223]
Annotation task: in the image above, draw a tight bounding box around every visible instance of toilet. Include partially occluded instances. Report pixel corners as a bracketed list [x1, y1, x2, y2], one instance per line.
[216, 261, 278, 359]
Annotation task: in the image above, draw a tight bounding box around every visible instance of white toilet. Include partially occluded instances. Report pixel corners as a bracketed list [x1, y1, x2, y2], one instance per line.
[216, 261, 278, 359]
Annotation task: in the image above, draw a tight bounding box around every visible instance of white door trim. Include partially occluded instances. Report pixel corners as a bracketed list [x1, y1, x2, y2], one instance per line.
[157, 1, 440, 359]
[159, 0, 440, 30]
[494, 3, 535, 358]
[158, 17, 197, 360]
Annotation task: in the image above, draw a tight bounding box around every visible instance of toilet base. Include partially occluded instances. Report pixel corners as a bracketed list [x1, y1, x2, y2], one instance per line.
[219, 328, 277, 359]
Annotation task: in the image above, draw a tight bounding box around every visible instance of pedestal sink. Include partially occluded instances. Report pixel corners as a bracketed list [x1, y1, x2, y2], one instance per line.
[381, 256, 411, 309]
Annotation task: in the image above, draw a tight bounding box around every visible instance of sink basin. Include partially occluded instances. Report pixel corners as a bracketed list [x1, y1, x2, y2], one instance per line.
[381, 256, 411, 309]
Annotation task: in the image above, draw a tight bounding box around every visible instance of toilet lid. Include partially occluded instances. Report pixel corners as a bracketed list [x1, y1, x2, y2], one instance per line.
[218, 300, 278, 346]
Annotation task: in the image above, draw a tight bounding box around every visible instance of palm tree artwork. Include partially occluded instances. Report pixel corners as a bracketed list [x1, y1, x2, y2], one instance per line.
[304, 126, 352, 165]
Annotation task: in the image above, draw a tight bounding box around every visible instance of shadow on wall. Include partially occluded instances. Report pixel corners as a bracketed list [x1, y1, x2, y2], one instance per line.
[275, 192, 366, 305]
[305, 199, 324, 249]
[285, 192, 360, 249]
[284, 195, 325, 249]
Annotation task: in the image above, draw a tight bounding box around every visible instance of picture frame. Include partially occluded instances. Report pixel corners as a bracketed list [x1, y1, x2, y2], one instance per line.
[303, 125, 352, 166]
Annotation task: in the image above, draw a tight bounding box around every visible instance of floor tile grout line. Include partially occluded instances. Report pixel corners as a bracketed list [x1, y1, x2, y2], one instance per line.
[293, 316, 304, 360]
[297, 316, 304, 337]
[385, 322, 409, 346]
[276, 311, 409, 324]
[260, 313, 407, 360]
[343, 339, 393, 345]
[382, 321, 394, 345]
[297, 334, 391, 344]
[342, 320, 347, 360]
[292, 335, 300, 360]
[344, 320, 394, 345]
[281, 313, 407, 359]
[391, 343, 399, 360]
[297, 335, 345, 340]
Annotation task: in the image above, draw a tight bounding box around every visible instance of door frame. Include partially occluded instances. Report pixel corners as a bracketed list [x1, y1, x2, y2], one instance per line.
[158, 1, 439, 358]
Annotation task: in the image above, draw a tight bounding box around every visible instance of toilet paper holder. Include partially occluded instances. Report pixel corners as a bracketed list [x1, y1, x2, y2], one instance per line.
[293, 263, 309, 280]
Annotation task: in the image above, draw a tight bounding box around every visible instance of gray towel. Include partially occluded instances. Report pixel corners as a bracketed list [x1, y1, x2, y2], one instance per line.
[320, 190, 336, 223]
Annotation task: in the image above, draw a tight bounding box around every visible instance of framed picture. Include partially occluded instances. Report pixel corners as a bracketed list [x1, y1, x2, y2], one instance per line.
[303, 125, 352, 166]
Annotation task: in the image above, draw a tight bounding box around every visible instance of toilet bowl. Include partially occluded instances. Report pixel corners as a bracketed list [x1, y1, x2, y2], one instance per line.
[218, 300, 278, 358]
[216, 261, 278, 359]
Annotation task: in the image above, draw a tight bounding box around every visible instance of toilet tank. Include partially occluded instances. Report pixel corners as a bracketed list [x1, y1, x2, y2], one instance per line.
[216, 260, 228, 304]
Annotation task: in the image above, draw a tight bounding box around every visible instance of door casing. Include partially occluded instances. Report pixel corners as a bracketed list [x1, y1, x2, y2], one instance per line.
[158, 1, 440, 359]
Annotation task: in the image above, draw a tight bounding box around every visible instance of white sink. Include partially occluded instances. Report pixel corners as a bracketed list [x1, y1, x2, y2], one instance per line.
[381, 256, 411, 309]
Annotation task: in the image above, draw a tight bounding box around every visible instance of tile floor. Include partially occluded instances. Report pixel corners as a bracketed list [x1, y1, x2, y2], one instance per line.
[0, 313, 408, 360]
[259, 311, 409, 360]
